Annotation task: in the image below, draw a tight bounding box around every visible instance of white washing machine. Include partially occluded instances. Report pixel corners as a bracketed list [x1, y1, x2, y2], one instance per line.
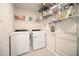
[10, 31, 30, 56]
[32, 30, 46, 50]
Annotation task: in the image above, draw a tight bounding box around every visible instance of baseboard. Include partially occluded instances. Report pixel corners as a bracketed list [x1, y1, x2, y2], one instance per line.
[46, 47, 60, 56]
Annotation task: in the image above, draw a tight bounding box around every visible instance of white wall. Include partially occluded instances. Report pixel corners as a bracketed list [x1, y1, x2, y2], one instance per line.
[0, 5, 2, 55]
[14, 7, 41, 31]
[0, 3, 14, 56]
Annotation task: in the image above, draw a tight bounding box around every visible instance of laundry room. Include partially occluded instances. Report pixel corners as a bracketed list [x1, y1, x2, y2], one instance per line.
[0, 3, 79, 56]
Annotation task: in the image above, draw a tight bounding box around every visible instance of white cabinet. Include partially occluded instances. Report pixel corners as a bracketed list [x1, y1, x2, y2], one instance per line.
[55, 17, 77, 56]
[11, 32, 30, 56]
[32, 31, 46, 50]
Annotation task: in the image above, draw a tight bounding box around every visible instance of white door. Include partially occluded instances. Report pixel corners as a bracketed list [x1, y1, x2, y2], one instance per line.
[11, 32, 30, 56]
[32, 31, 46, 50]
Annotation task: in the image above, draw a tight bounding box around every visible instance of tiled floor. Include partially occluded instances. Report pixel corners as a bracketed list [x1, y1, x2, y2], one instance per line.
[22, 48, 55, 56]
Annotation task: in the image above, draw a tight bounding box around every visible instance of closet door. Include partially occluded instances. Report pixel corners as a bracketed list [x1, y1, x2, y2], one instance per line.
[55, 17, 77, 56]
[32, 31, 46, 50]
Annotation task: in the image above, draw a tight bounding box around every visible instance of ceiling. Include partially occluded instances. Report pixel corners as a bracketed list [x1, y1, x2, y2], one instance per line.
[14, 3, 42, 12]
